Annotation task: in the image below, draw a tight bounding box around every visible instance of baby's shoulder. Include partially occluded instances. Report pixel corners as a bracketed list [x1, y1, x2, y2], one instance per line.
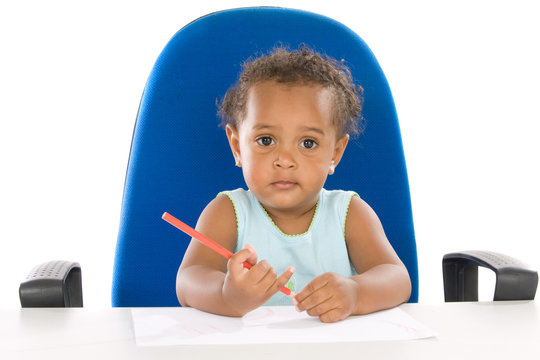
[204, 191, 237, 216]
[197, 192, 238, 237]
[320, 189, 360, 212]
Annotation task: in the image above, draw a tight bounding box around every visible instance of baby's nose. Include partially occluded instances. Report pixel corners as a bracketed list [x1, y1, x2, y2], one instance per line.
[273, 150, 296, 169]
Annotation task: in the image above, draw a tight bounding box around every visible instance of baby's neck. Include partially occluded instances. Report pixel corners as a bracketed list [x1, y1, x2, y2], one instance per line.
[263, 201, 318, 236]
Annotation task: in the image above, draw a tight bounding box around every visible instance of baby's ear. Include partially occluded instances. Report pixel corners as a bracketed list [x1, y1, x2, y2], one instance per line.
[330, 134, 350, 171]
[225, 124, 241, 166]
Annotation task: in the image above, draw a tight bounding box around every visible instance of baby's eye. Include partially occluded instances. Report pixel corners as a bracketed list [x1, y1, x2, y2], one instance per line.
[300, 139, 318, 149]
[256, 136, 275, 146]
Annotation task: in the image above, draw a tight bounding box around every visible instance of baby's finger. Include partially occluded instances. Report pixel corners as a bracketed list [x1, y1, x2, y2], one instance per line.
[318, 308, 350, 323]
[271, 266, 295, 294]
[227, 247, 255, 276]
[243, 244, 258, 266]
[294, 276, 328, 304]
[255, 263, 278, 287]
[297, 286, 332, 312]
[247, 258, 269, 274]
[304, 294, 334, 316]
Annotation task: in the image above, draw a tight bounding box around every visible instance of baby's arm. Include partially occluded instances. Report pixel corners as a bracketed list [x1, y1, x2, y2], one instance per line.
[176, 194, 294, 316]
[293, 196, 411, 323]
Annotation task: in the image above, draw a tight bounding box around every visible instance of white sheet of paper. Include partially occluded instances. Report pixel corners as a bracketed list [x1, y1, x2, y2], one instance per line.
[131, 306, 437, 346]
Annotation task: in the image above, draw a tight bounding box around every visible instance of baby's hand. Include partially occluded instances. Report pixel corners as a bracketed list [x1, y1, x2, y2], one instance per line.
[222, 244, 294, 315]
[293, 272, 357, 323]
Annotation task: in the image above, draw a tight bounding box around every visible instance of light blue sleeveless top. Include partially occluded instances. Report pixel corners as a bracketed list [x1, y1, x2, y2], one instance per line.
[219, 188, 358, 306]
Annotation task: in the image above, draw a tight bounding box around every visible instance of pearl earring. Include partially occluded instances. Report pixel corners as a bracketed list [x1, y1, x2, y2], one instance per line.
[329, 160, 335, 175]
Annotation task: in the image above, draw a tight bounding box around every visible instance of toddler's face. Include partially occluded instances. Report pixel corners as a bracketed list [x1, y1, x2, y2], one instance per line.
[226, 80, 348, 215]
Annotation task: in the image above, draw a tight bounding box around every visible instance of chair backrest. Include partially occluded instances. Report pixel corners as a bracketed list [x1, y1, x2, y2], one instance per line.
[112, 7, 419, 307]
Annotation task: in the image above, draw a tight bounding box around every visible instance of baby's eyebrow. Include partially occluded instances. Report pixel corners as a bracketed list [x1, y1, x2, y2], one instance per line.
[252, 124, 275, 131]
[300, 126, 325, 136]
[251, 124, 324, 136]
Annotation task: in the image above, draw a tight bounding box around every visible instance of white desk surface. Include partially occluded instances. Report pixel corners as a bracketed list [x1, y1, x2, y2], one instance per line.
[2, 301, 538, 359]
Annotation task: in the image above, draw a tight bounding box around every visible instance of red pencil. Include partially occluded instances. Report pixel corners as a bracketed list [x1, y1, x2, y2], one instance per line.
[162, 212, 293, 296]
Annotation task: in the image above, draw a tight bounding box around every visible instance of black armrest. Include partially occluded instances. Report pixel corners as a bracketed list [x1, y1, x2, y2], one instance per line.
[443, 250, 538, 302]
[19, 260, 83, 307]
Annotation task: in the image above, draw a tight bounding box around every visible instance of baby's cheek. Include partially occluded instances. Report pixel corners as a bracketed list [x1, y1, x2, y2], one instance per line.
[244, 165, 268, 187]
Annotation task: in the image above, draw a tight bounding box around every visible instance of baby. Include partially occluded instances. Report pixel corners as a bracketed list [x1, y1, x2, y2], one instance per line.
[176, 46, 411, 323]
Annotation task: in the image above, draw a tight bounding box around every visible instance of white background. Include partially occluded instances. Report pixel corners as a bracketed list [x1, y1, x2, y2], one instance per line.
[1, 0, 538, 308]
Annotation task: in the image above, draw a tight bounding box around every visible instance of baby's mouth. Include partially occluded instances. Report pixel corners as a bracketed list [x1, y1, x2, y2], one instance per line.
[272, 180, 297, 190]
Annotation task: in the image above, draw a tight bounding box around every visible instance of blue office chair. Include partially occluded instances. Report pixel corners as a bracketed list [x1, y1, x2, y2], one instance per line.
[19, 7, 537, 308]
[112, 7, 420, 307]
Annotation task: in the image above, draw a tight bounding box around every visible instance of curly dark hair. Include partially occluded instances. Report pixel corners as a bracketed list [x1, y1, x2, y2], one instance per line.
[218, 45, 364, 137]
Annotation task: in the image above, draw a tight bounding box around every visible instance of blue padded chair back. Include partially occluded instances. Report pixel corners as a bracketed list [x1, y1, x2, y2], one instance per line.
[112, 7, 419, 306]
